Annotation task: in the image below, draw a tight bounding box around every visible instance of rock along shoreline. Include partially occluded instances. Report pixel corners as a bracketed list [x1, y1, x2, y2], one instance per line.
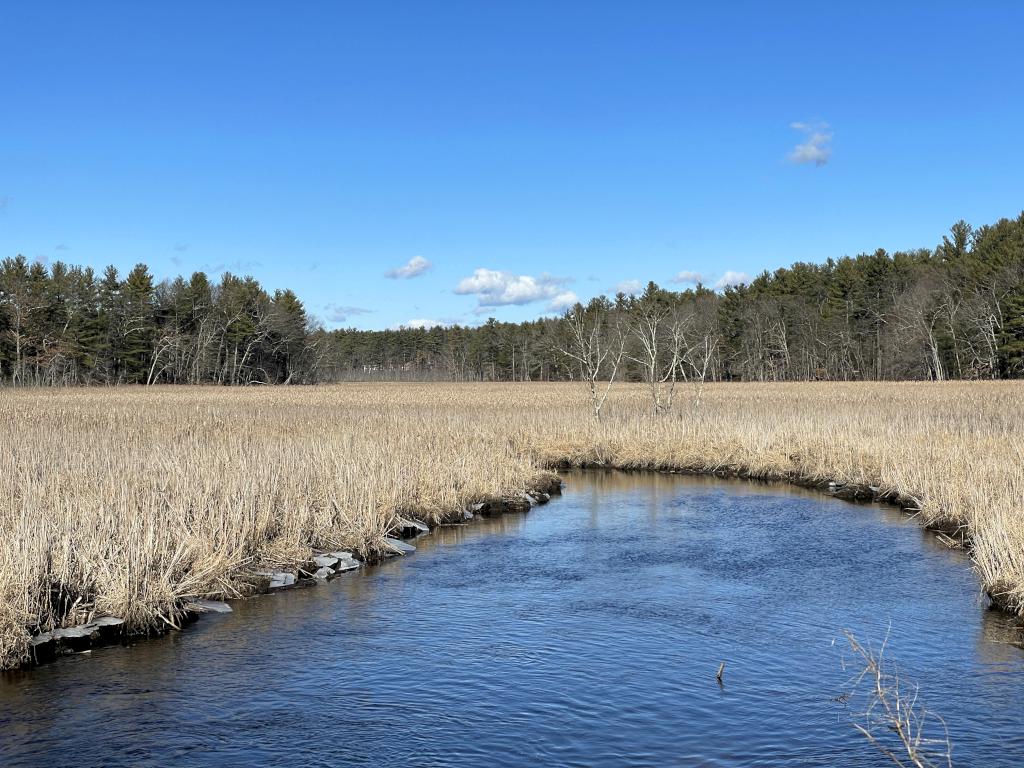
[23, 475, 564, 669]
[20, 464, 1004, 670]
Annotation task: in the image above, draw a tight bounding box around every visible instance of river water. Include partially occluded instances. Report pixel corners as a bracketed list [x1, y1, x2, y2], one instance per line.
[2, 471, 1024, 767]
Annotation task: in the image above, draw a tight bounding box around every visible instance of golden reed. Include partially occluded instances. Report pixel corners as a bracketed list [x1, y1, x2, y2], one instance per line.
[0, 382, 1020, 667]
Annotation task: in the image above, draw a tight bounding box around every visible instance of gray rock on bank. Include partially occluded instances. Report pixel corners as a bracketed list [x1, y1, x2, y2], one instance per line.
[26, 483, 570, 669]
[397, 517, 430, 536]
[326, 551, 361, 571]
[254, 571, 298, 589]
[30, 615, 127, 661]
[184, 600, 232, 614]
[32, 625, 97, 645]
[384, 537, 416, 555]
[270, 573, 296, 589]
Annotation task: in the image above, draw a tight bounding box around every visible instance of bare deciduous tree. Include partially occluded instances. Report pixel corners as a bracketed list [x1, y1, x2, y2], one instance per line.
[675, 295, 720, 413]
[625, 286, 689, 414]
[559, 298, 626, 421]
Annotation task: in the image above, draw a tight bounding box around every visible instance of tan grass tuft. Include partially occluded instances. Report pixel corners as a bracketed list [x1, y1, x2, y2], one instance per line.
[0, 381, 1021, 668]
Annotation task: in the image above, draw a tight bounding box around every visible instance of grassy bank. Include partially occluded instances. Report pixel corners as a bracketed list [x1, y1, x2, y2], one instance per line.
[1, 382, 1021, 668]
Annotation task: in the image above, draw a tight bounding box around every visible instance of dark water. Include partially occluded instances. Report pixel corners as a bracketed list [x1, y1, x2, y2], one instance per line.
[3, 471, 1024, 767]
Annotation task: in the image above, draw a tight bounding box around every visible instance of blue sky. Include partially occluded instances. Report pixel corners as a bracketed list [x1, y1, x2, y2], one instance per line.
[2, 2, 1022, 330]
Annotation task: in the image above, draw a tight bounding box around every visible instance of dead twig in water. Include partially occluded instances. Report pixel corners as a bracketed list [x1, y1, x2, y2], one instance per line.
[840, 629, 953, 768]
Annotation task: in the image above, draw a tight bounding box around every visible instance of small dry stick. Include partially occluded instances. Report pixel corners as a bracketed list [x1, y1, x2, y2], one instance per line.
[716, 661, 726, 682]
[840, 629, 953, 768]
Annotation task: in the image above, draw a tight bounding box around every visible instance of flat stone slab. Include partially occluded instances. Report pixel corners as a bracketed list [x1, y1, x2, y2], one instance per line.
[53, 624, 100, 639]
[31, 624, 102, 650]
[312, 567, 333, 580]
[271, 574, 296, 589]
[254, 570, 298, 589]
[398, 517, 430, 534]
[313, 554, 339, 568]
[184, 600, 232, 614]
[384, 537, 416, 555]
[325, 551, 361, 571]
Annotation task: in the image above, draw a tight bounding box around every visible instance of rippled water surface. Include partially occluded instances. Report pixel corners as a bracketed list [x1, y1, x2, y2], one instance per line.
[3, 471, 1024, 767]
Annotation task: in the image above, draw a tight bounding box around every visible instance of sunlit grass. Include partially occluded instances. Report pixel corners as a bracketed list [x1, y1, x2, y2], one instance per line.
[0, 381, 1021, 668]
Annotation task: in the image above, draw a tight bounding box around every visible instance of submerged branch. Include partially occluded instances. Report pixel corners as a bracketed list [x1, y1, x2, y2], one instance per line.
[840, 629, 953, 768]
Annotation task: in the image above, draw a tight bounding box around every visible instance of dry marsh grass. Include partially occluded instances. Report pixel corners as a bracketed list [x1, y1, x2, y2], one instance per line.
[0, 382, 1022, 668]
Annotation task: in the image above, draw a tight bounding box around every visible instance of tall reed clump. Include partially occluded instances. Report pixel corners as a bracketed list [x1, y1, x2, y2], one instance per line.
[0, 381, 1021, 668]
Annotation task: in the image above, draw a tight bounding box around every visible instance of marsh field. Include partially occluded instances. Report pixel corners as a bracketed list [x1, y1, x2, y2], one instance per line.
[0, 381, 1022, 669]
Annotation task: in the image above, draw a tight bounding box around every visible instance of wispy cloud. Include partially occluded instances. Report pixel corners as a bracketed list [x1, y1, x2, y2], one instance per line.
[173, 242, 190, 252]
[324, 304, 373, 323]
[55, 244, 70, 252]
[614, 279, 642, 295]
[455, 268, 576, 312]
[713, 270, 749, 290]
[0, 196, 11, 212]
[385, 255, 432, 279]
[390, 318, 453, 330]
[788, 121, 832, 167]
[671, 270, 704, 285]
[199, 260, 262, 275]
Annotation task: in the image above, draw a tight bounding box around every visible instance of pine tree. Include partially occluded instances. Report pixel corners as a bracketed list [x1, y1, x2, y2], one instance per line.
[120, 264, 156, 383]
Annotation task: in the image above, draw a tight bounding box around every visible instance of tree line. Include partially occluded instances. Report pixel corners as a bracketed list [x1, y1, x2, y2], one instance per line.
[1, 211, 1022, 386]
[0, 264, 313, 386]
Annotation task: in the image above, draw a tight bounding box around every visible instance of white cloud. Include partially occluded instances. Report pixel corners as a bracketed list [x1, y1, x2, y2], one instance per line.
[713, 271, 749, 290]
[385, 255, 432, 279]
[614, 279, 642, 295]
[547, 291, 579, 311]
[788, 121, 832, 167]
[671, 270, 704, 285]
[454, 268, 575, 312]
[325, 304, 373, 323]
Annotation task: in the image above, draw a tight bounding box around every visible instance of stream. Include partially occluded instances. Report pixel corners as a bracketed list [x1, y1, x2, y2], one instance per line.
[2, 470, 1023, 766]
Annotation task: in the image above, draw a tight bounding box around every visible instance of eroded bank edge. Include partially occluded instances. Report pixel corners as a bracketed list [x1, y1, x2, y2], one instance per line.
[21, 474, 564, 668]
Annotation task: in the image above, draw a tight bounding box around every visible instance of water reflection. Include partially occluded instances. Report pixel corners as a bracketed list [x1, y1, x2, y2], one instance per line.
[2, 470, 1023, 767]
[979, 607, 1024, 660]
